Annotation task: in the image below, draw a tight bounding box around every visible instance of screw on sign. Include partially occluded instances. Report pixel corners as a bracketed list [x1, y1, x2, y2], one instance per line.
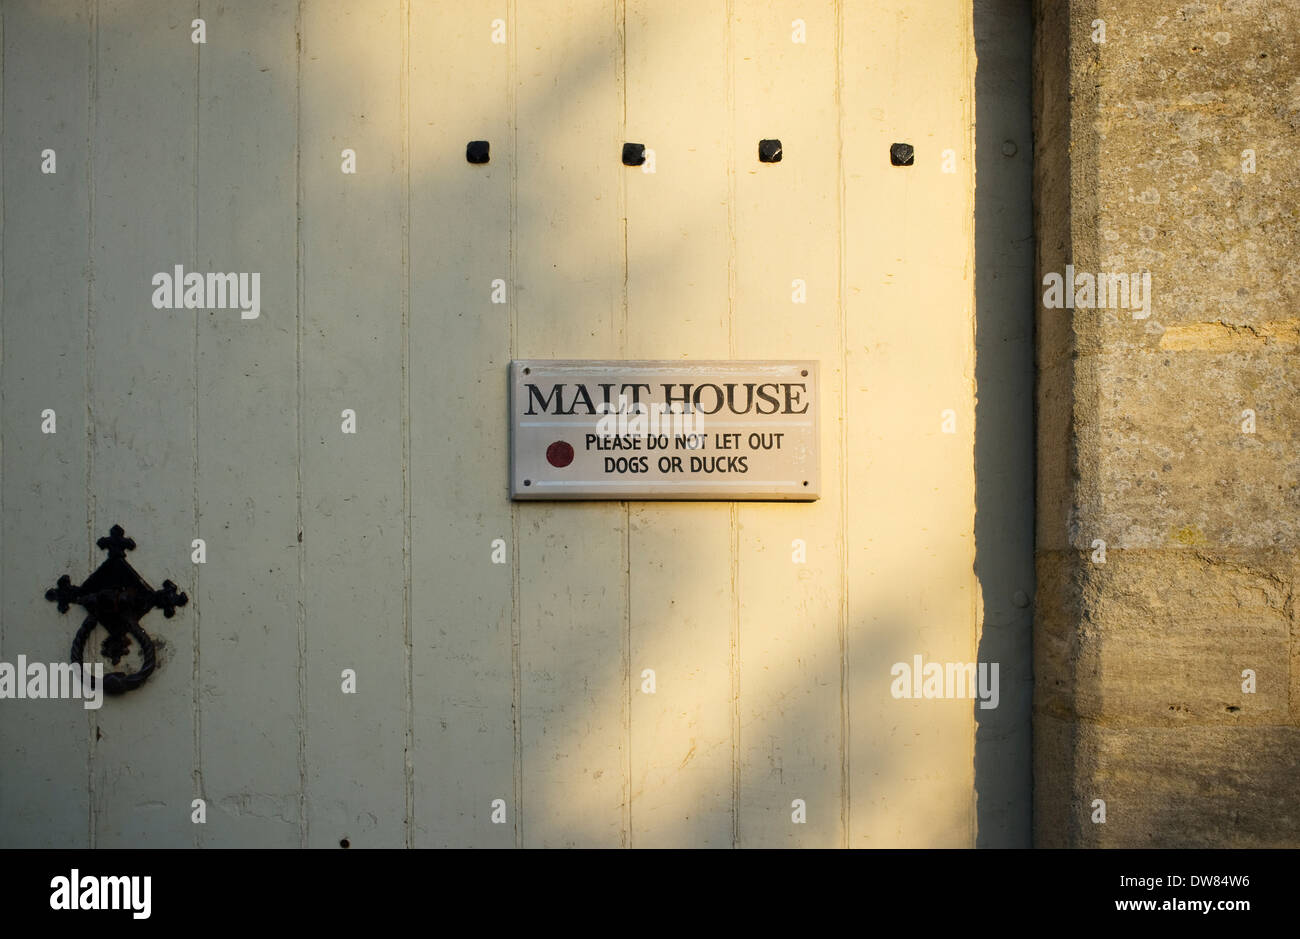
[546, 441, 575, 468]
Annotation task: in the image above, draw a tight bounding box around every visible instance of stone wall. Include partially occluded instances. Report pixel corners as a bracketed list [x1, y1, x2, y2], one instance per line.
[1033, 0, 1300, 846]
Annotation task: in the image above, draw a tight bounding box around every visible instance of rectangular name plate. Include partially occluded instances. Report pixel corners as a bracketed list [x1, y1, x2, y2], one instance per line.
[510, 359, 819, 501]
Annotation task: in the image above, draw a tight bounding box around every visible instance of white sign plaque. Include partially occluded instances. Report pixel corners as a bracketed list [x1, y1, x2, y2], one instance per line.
[510, 359, 820, 501]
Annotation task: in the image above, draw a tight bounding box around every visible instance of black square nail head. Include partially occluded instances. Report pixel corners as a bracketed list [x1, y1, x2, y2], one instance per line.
[466, 140, 490, 164]
[758, 139, 783, 163]
[622, 143, 646, 166]
[890, 142, 914, 166]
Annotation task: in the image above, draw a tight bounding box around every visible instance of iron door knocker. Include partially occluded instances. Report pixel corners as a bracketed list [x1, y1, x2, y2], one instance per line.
[46, 525, 188, 695]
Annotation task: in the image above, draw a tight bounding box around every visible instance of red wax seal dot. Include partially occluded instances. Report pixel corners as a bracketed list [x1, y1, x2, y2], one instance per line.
[546, 441, 574, 468]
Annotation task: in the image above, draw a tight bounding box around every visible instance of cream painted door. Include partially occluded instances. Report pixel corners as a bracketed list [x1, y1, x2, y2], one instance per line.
[1, 0, 1031, 847]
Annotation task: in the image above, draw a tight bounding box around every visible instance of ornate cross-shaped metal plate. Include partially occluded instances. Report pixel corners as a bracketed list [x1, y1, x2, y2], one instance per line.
[46, 525, 188, 695]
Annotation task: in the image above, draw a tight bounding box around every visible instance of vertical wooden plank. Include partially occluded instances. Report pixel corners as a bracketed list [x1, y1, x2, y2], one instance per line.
[0, 0, 92, 848]
[195, 0, 300, 847]
[624, 0, 734, 847]
[844, 2, 978, 846]
[408, 2, 514, 847]
[971, 0, 1034, 848]
[300, 0, 407, 847]
[89, 0, 197, 847]
[732, 0, 845, 847]
[514, 0, 628, 848]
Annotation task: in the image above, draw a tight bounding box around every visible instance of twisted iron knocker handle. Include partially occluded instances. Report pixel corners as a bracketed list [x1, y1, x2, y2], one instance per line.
[70, 615, 157, 695]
